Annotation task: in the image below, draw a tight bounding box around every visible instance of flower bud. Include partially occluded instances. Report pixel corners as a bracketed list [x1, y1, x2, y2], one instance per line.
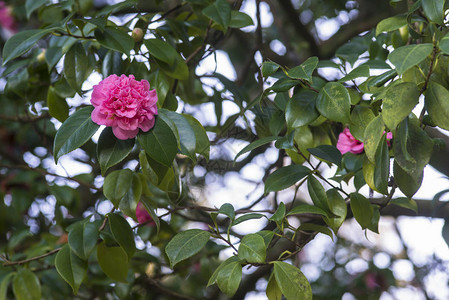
[132, 28, 144, 42]
[37, 49, 46, 63]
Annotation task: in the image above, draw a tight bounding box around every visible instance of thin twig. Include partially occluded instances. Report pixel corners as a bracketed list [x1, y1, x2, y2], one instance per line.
[2, 248, 61, 267]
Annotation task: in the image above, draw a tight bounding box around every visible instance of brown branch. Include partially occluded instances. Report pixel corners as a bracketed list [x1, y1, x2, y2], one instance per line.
[2, 248, 61, 267]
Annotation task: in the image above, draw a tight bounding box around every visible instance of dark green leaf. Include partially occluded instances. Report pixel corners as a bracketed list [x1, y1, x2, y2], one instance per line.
[53, 107, 100, 162]
[47, 86, 69, 122]
[0, 273, 14, 300]
[108, 213, 136, 260]
[144, 39, 188, 80]
[287, 204, 328, 217]
[270, 78, 299, 92]
[119, 173, 142, 220]
[422, 0, 445, 24]
[442, 218, 449, 248]
[266, 273, 282, 300]
[97, 241, 128, 283]
[269, 202, 286, 223]
[63, 43, 89, 94]
[297, 223, 334, 240]
[95, 27, 134, 55]
[55, 245, 87, 294]
[390, 197, 418, 213]
[103, 169, 133, 207]
[368, 69, 397, 88]
[219, 203, 235, 221]
[229, 11, 254, 28]
[234, 136, 279, 162]
[140, 195, 161, 233]
[26, 0, 49, 18]
[307, 145, 342, 167]
[439, 32, 449, 55]
[350, 192, 373, 230]
[68, 221, 99, 260]
[393, 160, 423, 198]
[12, 269, 41, 300]
[184, 115, 210, 160]
[232, 213, 265, 226]
[96, 0, 137, 16]
[3, 29, 54, 64]
[338, 65, 369, 82]
[216, 261, 242, 296]
[374, 135, 390, 194]
[207, 256, 240, 287]
[97, 127, 135, 175]
[350, 106, 375, 141]
[288, 56, 319, 82]
[257, 231, 275, 247]
[376, 14, 407, 36]
[364, 115, 385, 163]
[273, 261, 312, 300]
[238, 234, 266, 263]
[285, 91, 319, 128]
[307, 175, 331, 212]
[202, 0, 232, 30]
[165, 229, 210, 268]
[265, 165, 310, 193]
[324, 189, 347, 233]
[425, 81, 449, 130]
[261, 61, 280, 77]
[316, 82, 351, 123]
[388, 44, 433, 74]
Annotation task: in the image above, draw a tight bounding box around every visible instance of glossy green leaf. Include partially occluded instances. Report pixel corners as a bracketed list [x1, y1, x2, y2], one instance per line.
[307, 175, 331, 212]
[108, 213, 136, 260]
[270, 78, 299, 92]
[55, 245, 87, 294]
[144, 39, 188, 80]
[139, 195, 161, 232]
[422, 0, 445, 24]
[363, 157, 382, 193]
[425, 81, 449, 130]
[270, 202, 286, 224]
[374, 135, 390, 194]
[216, 261, 242, 296]
[394, 161, 423, 198]
[229, 11, 254, 28]
[350, 192, 373, 230]
[338, 65, 369, 82]
[138, 117, 178, 167]
[184, 115, 210, 160]
[207, 256, 240, 287]
[390, 197, 418, 212]
[364, 115, 385, 163]
[53, 107, 100, 162]
[63, 43, 89, 94]
[388, 44, 433, 74]
[238, 234, 266, 263]
[97, 127, 135, 175]
[95, 27, 134, 55]
[47, 86, 68, 122]
[97, 241, 128, 283]
[439, 32, 449, 55]
[257, 231, 275, 247]
[368, 69, 398, 88]
[273, 261, 312, 300]
[202, 0, 232, 30]
[234, 136, 279, 162]
[316, 82, 351, 123]
[25, 0, 49, 18]
[232, 213, 265, 226]
[2, 29, 54, 64]
[96, 0, 137, 16]
[324, 189, 347, 232]
[287, 204, 328, 217]
[266, 273, 282, 300]
[119, 173, 142, 220]
[382, 82, 420, 131]
[12, 269, 41, 300]
[288, 56, 319, 82]
[262, 61, 280, 77]
[264, 165, 310, 193]
[298, 223, 334, 240]
[219, 203, 235, 220]
[375, 14, 407, 36]
[307, 145, 342, 167]
[0, 273, 14, 300]
[165, 229, 210, 268]
[103, 169, 133, 207]
[68, 221, 99, 260]
[350, 106, 375, 141]
[286, 91, 319, 128]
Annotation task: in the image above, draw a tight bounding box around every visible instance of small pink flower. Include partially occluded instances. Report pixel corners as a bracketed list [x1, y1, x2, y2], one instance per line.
[136, 202, 155, 226]
[337, 128, 364, 155]
[91, 74, 158, 140]
[0, 1, 17, 34]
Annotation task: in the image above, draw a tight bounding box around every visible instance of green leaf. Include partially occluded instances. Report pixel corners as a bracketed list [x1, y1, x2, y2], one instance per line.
[388, 44, 433, 74]
[97, 241, 129, 283]
[374, 135, 390, 194]
[165, 229, 211, 268]
[316, 82, 351, 123]
[390, 197, 418, 213]
[324, 189, 347, 233]
[53, 107, 100, 162]
[264, 165, 310, 193]
[270, 78, 299, 92]
[288, 56, 319, 82]
[422, 0, 445, 24]
[238, 234, 266, 263]
[47, 86, 69, 122]
[138, 117, 178, 167]
[55, 245, 87, 294]
[382, 82, 420, 131]
[2, 29, 54, 64]
[119, 173, 143, 220]
[96, 0, 137, 16]
[95, 27, 134, 55]
[367, 69, 398, 88]
[184, 114, 210, 160]
[63, 43, 89, 94]
[97, 127, 135, 176]
[350, 105, 375, 141]
[234, 136, 279, 162]
[338, 65, 369, 82]
[273, 261, 312, 300]
[266, 273, 282, 300]
[232, 213, 265, 226]
[285, 91, 319, 128]
[216, 261, 242, 296]
[364, 115, 385, 163]
[0, 273, 14, 300]
[139, 195, 161, 232]
[439, 32, 449, 55]
[103, 169, 133, 207]
[297, 223, 334, 240]
[307, 145, 342, 167]
[425, 82, 449, 130]
[270, 202, 286, 223]
[307, 175, 331, 212]
[393, 159, 423, 198]
[442, 218, 449, 248]
[202, 0, 232, 30]
[12, 269, 41, 300]
[144, 39, 189, 80]
[261, 61, 280, 77]
[229, 11, 254, 28]
[350, 192, 373, 230]
[108, 213, 136, 260]
[376, 14, 407, 36]
[219, 203, 235, 221]
[207, 256, 240, 287]
[68, 221, 99, 260]
[257, 231, 275, 247]
[25, 0, 49, 18]
[287, 204, 328, 217]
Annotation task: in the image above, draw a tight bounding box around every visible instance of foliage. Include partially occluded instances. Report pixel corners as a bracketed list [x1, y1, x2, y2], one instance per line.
[0, 0, 449, 299]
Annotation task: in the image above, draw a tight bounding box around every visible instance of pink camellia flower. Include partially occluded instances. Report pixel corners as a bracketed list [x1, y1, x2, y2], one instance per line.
[90, 74, 158, 140]
[136, 202, 155, 226]
[337, 128, 364, 155]
[0, 1, 17, 34]
[337, 128, 393, 155]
